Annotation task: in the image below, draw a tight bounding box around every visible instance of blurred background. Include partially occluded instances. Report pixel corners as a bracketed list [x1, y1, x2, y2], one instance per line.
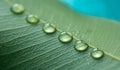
[60, 0, 120, 21]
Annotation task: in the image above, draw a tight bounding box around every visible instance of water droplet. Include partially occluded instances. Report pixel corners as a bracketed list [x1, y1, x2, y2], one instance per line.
[91, 48, 104, 59]
[26, 15, 39, 24]
[11, 4, 25, 14]
[58, 32, 73, 43]
[74, 40, 88, 51]
[43, 23, 56, 34]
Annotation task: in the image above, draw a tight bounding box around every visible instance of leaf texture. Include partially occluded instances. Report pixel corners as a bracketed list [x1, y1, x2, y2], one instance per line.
[0, 0, 120, 70]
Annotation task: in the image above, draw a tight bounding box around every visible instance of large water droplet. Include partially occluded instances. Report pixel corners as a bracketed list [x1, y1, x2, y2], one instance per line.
[91, 48, 104, 59]
[58, 32, 73, 43]
[26, 15, 39, 24]
[11, 4, 25, 14]
[74, 40, 88, 52]
[43, 23, 56, 34]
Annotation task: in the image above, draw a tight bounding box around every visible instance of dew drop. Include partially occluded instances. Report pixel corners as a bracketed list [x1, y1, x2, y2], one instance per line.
[91, 48, 104, 59]
[26, 15, 39, 24]
[58, 32, 73, 43]
[11, 4, 25, 14]
[43, 23, 56, 34]
[74, 40, 88, 52]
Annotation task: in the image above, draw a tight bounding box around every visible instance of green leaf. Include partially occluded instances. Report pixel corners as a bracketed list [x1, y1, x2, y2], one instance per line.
[11, 0, 120, 58]
[0, 0, 120, 70]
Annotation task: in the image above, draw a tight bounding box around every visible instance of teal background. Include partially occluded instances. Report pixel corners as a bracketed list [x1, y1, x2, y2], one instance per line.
[60, 0, 120, 21]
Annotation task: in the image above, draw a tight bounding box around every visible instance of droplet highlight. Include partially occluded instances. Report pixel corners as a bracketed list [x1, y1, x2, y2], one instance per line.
[11, 4, 25, 14]
[91, 48, 104, 59]
[74, 40, 88, 52]
[58, 32, 73, 43]
[43, 23, 56, 34]
[26, 15, 39, 24]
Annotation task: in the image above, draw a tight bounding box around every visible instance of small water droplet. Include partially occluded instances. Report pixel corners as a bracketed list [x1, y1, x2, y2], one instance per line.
[58, 32, 73, 43]
[11, 4, 25, 14]
[91, 48, 104, 59]
[26, 15, 39, 24]
[43, 23, 56, 34]
[74, 40, 88, 51]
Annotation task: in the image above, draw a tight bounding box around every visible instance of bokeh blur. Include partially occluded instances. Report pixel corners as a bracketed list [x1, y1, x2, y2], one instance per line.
[60, 0, 120, 21]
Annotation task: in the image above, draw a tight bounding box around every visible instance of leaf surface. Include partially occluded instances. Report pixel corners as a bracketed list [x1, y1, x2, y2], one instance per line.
[0, 0, 120, 70]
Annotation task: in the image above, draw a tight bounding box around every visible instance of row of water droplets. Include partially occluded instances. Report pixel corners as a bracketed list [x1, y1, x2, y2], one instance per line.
[10, 4, 104, 59]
